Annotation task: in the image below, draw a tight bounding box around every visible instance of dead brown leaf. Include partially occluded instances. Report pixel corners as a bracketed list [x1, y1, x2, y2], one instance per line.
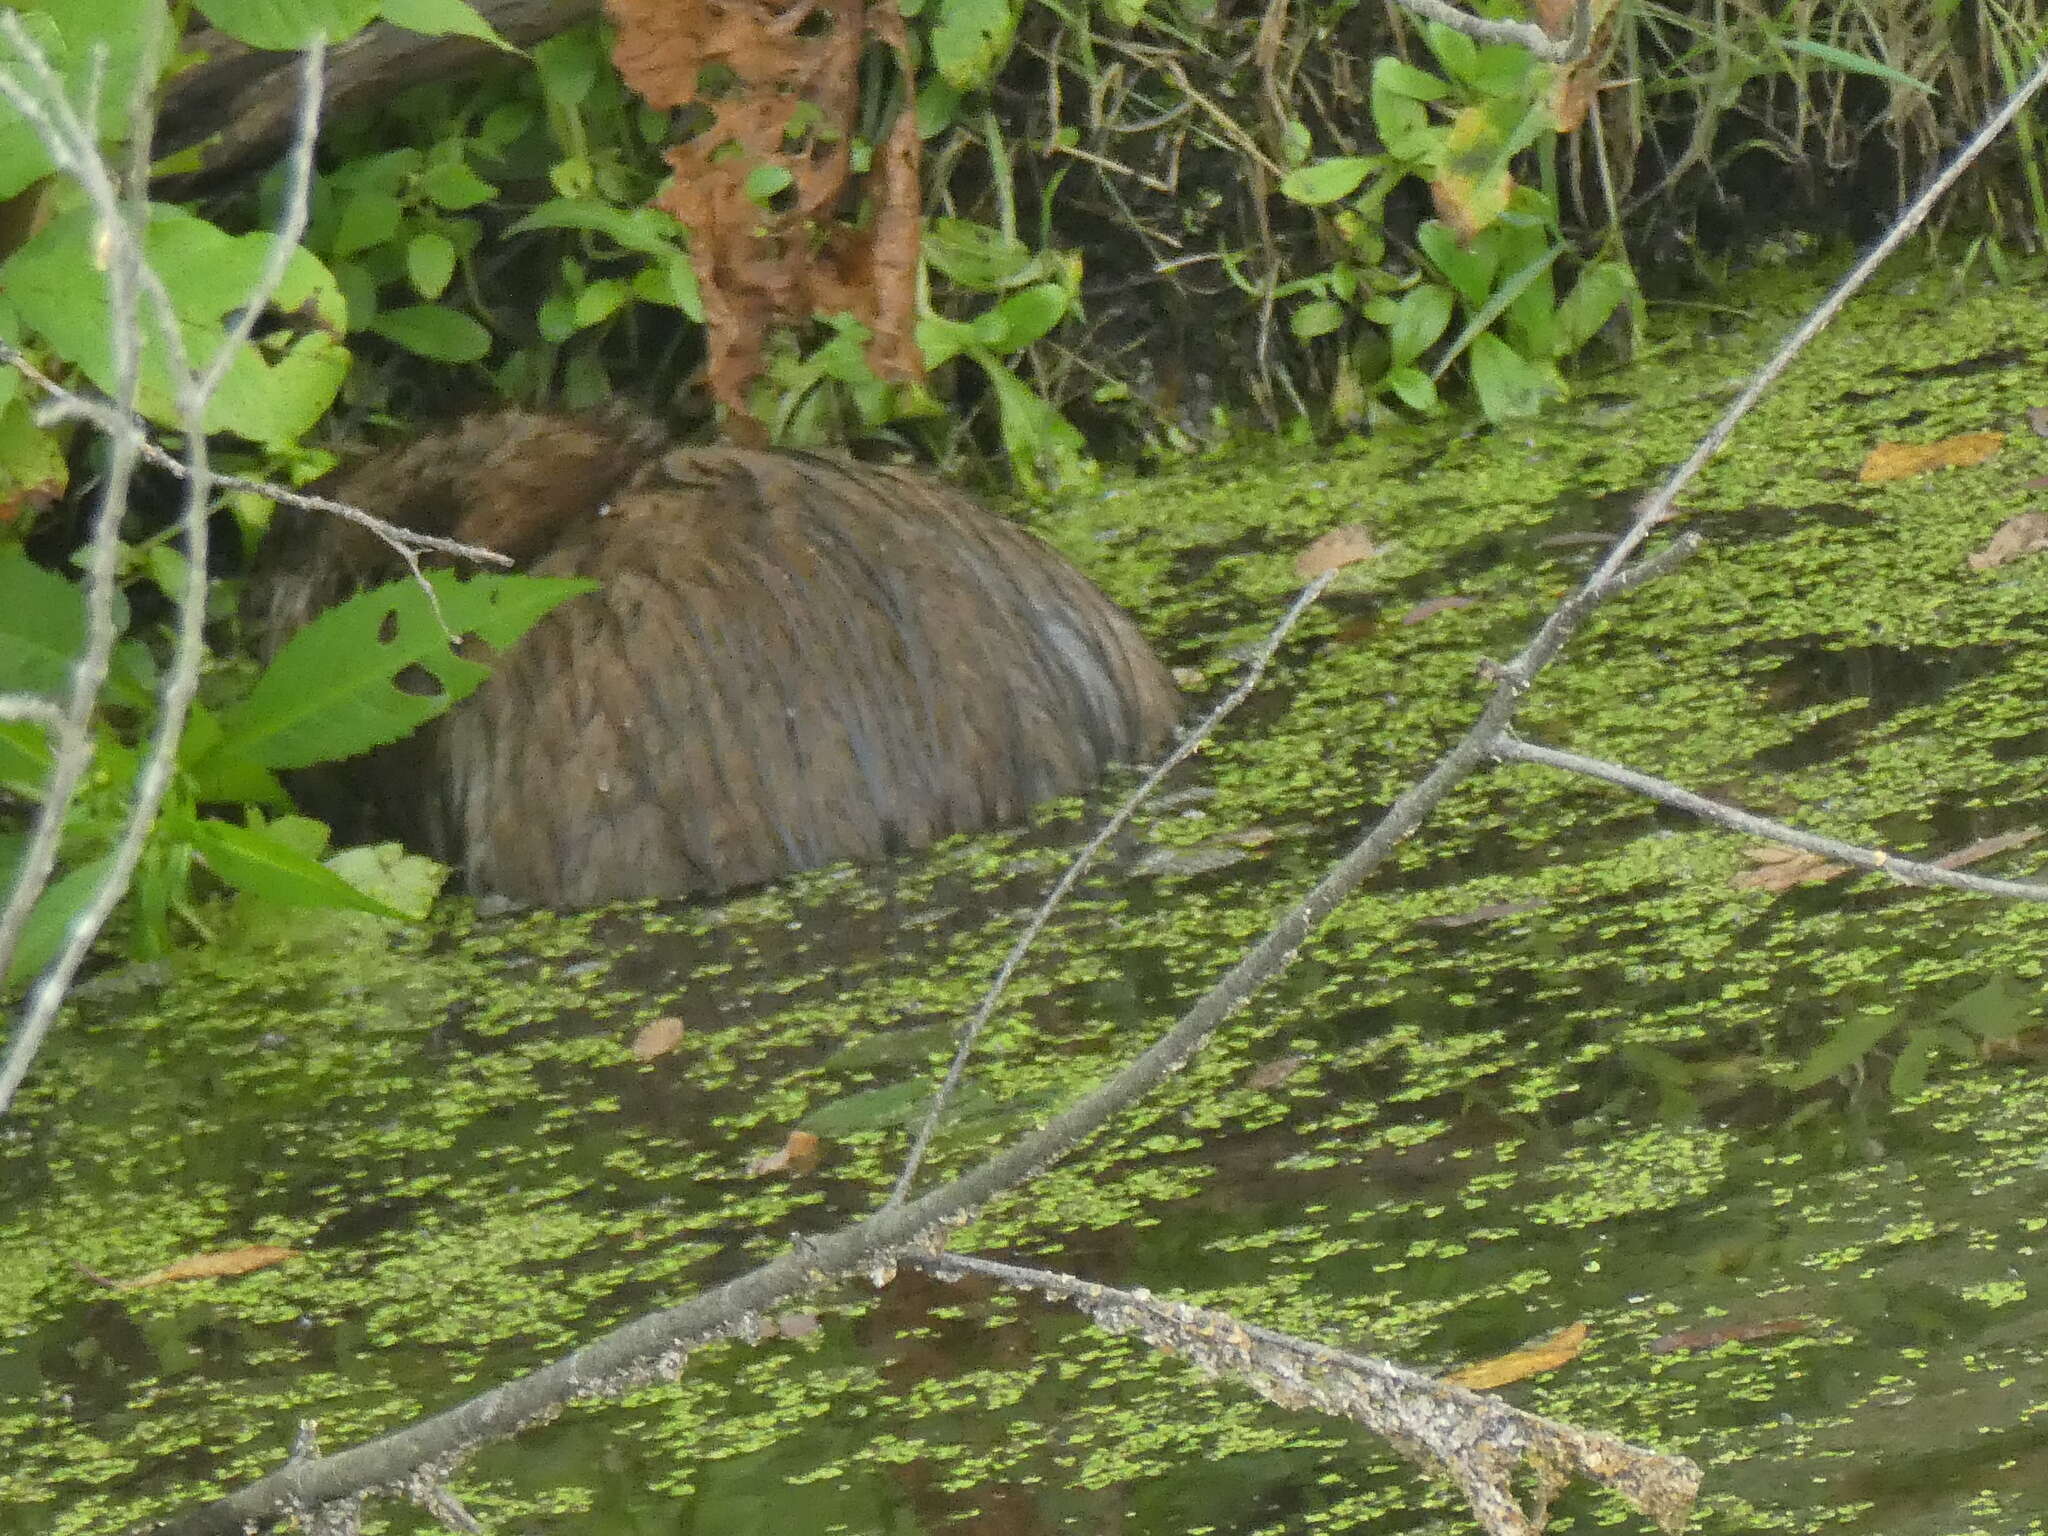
[1968, 511, 2048, 571]
[609, 0, 923, 437]
[1417, 898, 1547, 929]
[107, 1245, 301, 1290]
[630, 1015, 687, 1061]
[1445, 1322, 1591, 1390]
[1732, 845, 1847, 892]
[1245, 1054, 1309, 1091]
[1399, 594, 1478, 626]
[1648, 1316, 1814, 1355]
[1857, 431, 2004, 483]
[1294, 524, 1380, 578]
[747, 1129, 823, 1177]
[1932, 826, 2042, 870]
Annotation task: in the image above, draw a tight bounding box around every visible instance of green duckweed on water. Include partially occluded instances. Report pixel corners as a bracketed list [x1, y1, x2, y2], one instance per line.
[7, 257, 2048, 1533]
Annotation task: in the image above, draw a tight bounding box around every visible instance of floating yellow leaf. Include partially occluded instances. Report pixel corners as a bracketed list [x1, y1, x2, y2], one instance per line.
[1857, 431, 2004, 483]
[1446, 1321, 1591, 1390]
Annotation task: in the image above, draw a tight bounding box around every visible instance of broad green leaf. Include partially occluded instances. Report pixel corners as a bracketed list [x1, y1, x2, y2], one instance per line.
[1383, 364, 1439, 413]
[1468, 332, 1555, 423]
[379, 0, 512, 47]
[571, 277, 631, 330]
[1290, 298, 1347, 341]
[1416, 219, 1498, 308]
[986, 283, 1070, 350]
[1553, 260, 1635, 356]
[405, 230, 456, 299]
[0, 0, 170, 199]
[0, 722, 52, 799]
[370, 304, 492, 361]
[743, 164, 794, 206]
[0, 548, 84, 695]
[0, 206, 348, 447]
[1387, 284, 1453, 366]
[928, 0, 1018, 90]
[1278, 157, 1376, 207]
[417, 160, 497, 211]
[332, 189, 402, 258]
[326, 841, 447, 918]
[193, 0, 380, 50]
[924, 218, 1033, 289]
[211, 570, 595, 769]
[4, 855, 112, 988]
[189, 818, 404, 917]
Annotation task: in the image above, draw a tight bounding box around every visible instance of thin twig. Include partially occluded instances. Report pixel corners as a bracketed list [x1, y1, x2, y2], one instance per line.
[889, 571, 1337, 1206]
[0, 340, 514, 570]
[1496, 737, 2048, 900]
[0, 43, 330, 1112]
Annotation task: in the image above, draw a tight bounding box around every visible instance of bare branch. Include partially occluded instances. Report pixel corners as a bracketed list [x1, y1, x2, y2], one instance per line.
[917, 1250, 1701, 1536]
[0, 339, 515, 570]
[1496, 737, 2048, 901]
[889, 569, 1338, 1205]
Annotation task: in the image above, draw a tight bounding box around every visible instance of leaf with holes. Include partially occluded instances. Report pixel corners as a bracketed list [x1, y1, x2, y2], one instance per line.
[208, 571, 595, 771]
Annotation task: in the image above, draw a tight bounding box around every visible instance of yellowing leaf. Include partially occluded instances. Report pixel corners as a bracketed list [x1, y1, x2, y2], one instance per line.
[1445, 1322, 1591, 1390]
[1857, 431, 2004, 483]
[112, 1245, 301, 1290]
[1294, 524, 1381, 578]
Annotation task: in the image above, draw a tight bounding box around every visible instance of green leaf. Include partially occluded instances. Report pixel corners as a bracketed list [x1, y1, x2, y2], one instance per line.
[510, 198, 685, 257]
[985, 283, 1070, 350]
[1383, 364, 1439, 413]
[915, 313, 981, 370]
[189, 818, 405, 917]
[973, 349, 1090, 495]
[0, 205, 349, 447]
[1372, 56, 1452, 102]
[1467, 332, 1556, 423]
[417, 160, 497, 211]
[0, 722, 53, 799]
[193, 0, 380, 50]
[4, 855, 112, 988]
[378, 0, 512, 47]
[743, 163, 794, 206]
[369, 305, 492, 362]
[332, 189, 402, 258]
[0, 548, 84, 695]
[211, 570, 596, 769]
[1416, 219, 1498, 308]
[1278, 157, 1377, 207]
[0, 0, 171, 200]
[570, 277, 630, 331]
[1387, 284, 1453, 366]
[1785, 1005, 1900, 1090]
[923, 218, 1033, 289]
[405, 230, 457, 299]
[325, 842, 447, 918]
[928, 0, 1019, 90]
[1552, 260, 1635, 356]
[533, 30, 600, 107]
[1290, 298, 1347, 341]
[1782, 36, 1935, 93]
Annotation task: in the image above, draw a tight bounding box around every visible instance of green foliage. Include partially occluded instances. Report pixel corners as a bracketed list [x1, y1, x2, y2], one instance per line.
[0, 553, 589, 988]
[1273, 21, 1637, 426]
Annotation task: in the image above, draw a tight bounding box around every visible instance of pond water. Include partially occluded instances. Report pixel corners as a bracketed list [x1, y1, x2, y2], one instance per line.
[6, 260, 2048, 1534]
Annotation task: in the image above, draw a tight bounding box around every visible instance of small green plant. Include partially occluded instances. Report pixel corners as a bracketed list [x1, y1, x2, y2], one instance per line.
[0, 551, 591, 986]
[1274, 18, 1636, 425]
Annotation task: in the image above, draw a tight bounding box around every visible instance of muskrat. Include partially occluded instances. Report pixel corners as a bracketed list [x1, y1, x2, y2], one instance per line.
[246, 409, 1180, 906]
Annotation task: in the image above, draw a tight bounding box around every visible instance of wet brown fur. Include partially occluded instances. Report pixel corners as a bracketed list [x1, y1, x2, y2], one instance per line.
[248, 410, 1180, 906]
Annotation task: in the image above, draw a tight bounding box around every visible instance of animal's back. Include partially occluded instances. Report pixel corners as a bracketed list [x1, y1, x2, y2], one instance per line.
[249, 411, 1179, 905]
